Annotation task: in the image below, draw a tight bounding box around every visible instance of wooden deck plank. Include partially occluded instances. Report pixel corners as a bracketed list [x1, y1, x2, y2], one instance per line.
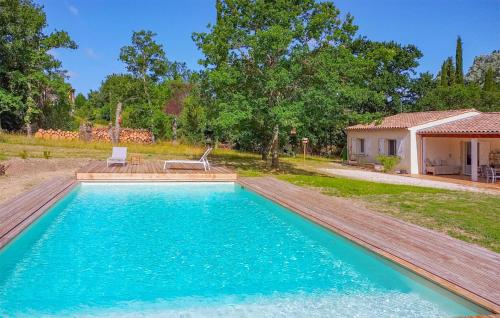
[0, 177, 77, 249]
[76, 160, 237, 181]
[238, 177, 500, 314]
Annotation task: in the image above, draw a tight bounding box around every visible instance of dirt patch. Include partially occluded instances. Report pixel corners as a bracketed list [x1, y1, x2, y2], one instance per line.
[0, 158, 90, 204]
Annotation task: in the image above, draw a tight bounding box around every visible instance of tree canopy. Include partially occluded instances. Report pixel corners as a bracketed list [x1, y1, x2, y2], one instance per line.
[1, 0, 498, 168]
[0, 0, 77, 132]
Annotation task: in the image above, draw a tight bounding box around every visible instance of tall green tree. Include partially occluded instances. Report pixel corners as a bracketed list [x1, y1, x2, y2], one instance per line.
[446, 57, 455, 86]
[0, 0, 77, 133]
[119, 30, 169, 138]
[455, 36, 464, 84]
[440, 61, 448, 87]
[194, 0, 359, 167]
[483, 67, 495, 91]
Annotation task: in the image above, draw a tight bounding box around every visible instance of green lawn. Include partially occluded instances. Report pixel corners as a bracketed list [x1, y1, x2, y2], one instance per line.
[278, 174, 500, 252]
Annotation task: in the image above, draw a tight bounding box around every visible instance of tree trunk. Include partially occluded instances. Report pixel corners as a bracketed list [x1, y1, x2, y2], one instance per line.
[270, 124, 279, 169]
[261, 148, 268, 161]
[172, 116, 178, 144]
[108, 102, 122, 144]
[26, 122, 32, 137]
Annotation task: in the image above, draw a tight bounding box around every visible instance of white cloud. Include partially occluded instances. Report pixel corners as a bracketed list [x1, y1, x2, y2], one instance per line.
[68, 4, 78, 15]
[84, 48, 98, 59]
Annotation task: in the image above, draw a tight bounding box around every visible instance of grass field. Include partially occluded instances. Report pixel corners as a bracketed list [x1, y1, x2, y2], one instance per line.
[278, 174, 500, 252]
[1, 132, 499, 252]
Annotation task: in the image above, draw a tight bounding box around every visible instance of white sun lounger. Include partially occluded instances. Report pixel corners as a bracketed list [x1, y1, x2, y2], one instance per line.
[107, 147, 127, 167]
[164, 147, 212, 171]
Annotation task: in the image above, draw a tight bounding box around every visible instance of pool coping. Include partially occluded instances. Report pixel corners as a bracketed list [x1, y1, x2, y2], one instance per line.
[1, 177, 498, 316]
[237, 177, 500, 315]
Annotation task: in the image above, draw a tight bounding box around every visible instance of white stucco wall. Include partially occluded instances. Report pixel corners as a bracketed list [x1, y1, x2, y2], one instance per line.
[346, 129, 411, 172]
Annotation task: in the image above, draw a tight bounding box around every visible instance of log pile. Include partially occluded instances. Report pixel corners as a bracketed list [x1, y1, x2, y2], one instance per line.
[34, 129, 79, 140]
[34, 128, 153, 144]
[0, 163, 8, 176]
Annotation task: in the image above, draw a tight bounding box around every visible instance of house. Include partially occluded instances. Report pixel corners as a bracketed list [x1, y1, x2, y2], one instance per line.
[345, 109, 500, 181]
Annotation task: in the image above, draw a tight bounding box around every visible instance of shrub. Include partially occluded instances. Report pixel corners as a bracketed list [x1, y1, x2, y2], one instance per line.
[376, 155, 401, 173]
[19, 150, 28, 159]
[43, 150, 51, 159]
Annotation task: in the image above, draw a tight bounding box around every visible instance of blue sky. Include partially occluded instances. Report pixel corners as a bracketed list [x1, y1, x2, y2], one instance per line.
[39, 0, 500, 95]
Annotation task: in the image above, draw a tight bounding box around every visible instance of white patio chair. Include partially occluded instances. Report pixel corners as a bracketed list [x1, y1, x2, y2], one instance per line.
[485, 167, 497, 183]
[164, 147, 212, 171]
[107, 147, 127, 167]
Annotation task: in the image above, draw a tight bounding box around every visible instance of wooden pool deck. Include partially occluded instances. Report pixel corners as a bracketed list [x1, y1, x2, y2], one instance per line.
[76, 160, 237, 181]
[239, 177, 500, 314]
[0, 177, 77, 249]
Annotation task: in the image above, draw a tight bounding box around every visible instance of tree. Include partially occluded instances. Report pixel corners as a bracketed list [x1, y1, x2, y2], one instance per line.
[194, 0, 358, 168]
[455, 36, 464, 84]
[440, 61, 448, 87]
[350, 39, 423, 113]
[483, 67, 495, 91]
[446, 57, 455, 86]
[0, 0, 77, 134]
[119, 30, 169, 139]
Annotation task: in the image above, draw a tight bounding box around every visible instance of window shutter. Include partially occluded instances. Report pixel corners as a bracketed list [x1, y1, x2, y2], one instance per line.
[349, 137, 353, 155]
[378, 138, 385, 155]
[396, 139, 403, 157]
[365, 137, 371, 155]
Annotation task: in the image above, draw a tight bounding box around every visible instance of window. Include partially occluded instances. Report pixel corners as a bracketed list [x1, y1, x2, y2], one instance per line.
[358, 138, 365, 154]
[388, 139, 397, 156]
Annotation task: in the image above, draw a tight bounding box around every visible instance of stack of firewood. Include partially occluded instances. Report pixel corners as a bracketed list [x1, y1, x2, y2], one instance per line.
[119, 128, 153, 144]
[34, 128, 153, 144]
[34, 129, 79, 140]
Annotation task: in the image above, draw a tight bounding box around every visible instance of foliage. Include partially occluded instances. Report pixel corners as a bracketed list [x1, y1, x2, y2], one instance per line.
[19, 149, 28, 159]
[465, 50, 500, 84]
[417, 83, 500, 112]
[193, 0, 423, 167]
[416, 37, 499, 112]
[0, 0, 77, 133]
[376, 155, 401, 172]
[455, 36, 464, 85]
[483, 67, 495, 92]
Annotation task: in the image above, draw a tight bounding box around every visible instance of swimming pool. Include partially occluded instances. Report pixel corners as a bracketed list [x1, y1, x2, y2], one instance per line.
[0, 182, 490, 317]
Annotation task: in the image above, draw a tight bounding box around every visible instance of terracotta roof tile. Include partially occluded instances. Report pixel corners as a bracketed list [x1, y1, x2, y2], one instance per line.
[346, 109, 477, 130]
[418, 113, 500, 134]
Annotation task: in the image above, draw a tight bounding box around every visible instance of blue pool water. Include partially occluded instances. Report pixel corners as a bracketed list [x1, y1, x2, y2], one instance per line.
[0, 182, 489, 317]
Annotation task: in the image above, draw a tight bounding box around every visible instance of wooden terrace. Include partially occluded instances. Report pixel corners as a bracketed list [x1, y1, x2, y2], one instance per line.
[76, 160, 237, 181]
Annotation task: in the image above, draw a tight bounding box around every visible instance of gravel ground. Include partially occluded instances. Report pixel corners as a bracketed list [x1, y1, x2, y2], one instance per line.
[0, 158, 90, 204]
[319, 167, 499, 194]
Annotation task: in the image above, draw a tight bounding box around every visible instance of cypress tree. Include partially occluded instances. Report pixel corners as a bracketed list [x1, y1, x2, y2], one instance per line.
[455, 36, 464, 84]
[440, 61, 448, 87]
[484, 67, 495, 91]
[446, 57, 455, 86]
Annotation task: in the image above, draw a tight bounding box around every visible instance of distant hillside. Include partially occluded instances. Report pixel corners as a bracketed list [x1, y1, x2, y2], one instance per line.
[465, 50, 500, 84]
